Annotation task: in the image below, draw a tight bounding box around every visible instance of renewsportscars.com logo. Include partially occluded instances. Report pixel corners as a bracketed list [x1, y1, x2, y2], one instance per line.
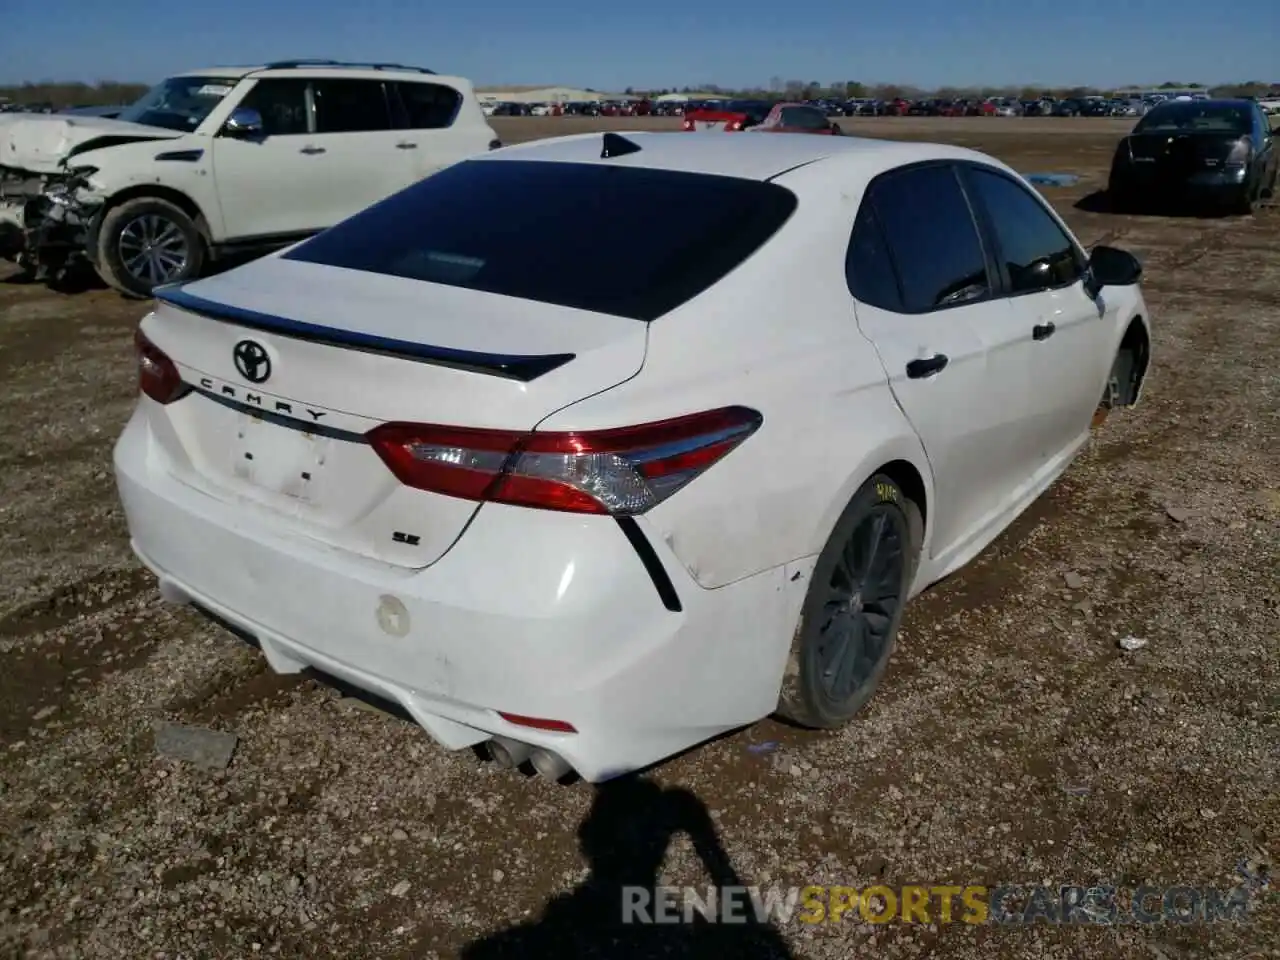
[622, 884, 1256, 926]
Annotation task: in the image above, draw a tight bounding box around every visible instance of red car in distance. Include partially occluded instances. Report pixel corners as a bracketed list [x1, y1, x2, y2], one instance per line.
[682, 101, 843, 135]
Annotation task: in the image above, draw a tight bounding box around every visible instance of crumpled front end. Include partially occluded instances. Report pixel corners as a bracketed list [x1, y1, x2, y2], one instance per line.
[0, 113, 176, 278]
[0, 165, 104, 279]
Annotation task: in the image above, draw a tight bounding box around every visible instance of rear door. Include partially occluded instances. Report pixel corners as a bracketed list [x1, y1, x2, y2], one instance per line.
[959, 164, 1109, 465]
[308, 78, 412, 218]
[389, 80, 488, 181]
[848, 163, 1037, 559]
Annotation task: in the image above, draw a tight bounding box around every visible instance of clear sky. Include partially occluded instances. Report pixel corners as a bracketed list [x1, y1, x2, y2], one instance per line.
[0, 0, 1274, 91]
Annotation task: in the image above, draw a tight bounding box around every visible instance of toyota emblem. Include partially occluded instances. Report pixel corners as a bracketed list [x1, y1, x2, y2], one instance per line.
[233, 340, 272, 384]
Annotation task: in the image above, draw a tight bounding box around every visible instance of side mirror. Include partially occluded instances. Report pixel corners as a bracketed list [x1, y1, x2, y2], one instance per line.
[222, 107, 264, 138]
[1086, 245, 1142, 295]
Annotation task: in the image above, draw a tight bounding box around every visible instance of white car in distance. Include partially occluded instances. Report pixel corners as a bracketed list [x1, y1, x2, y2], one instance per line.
[113, 131, 1152, 783]
[0, 60, 500, 297]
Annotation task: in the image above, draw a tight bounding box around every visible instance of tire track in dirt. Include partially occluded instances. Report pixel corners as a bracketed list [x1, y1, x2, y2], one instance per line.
[0, 567, 159, 742]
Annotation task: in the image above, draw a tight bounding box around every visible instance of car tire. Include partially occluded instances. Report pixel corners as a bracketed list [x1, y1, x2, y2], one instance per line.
[776, 474, 923, 730]
[1231, 185, 1257, 217]
[1095, 347, 1135, 427]
[96, 196, 205, 298]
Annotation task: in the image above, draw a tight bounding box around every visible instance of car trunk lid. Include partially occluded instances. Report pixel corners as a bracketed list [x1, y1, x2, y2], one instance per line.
[682, 109, 748, 132]
[1125, 132, 1248, 174]
[141, 256, 648, 569]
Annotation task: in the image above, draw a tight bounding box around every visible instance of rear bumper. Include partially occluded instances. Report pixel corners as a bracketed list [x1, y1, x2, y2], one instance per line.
[1113, 166, 1250, 203]
[113, 405, 806, 782]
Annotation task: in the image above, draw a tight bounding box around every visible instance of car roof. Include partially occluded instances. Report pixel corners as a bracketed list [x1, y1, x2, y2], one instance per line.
[482, 131, 1004, 183]
[174, 64, 462, 83]
[1147, 97, 1252, 109]
[175, 67, 258, 80]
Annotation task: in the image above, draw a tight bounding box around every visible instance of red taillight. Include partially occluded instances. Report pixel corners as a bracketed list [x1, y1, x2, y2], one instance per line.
[134, 328, 189, 404]
[682, 118, 694, 131]
[727, 120, 743, 131]
[498, 712, 576, 733]
[366, 406, 762, 515]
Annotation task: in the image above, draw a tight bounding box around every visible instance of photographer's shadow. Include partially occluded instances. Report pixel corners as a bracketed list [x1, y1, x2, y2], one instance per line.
[461, 776, 795, 959]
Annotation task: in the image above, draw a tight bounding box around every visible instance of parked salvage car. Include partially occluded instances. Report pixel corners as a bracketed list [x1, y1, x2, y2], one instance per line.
[680, 99, 773, 132]
[113, 131, 1152, 783]
[750, 103, 844, 135]
[682, 102, 840, 135]
[1078, 98, 1114, 117]
[1107, 98, 1278, 215]
[907, 99, 942, 116]
[59, 104, 128, 118]
[0, 60, 500, 296]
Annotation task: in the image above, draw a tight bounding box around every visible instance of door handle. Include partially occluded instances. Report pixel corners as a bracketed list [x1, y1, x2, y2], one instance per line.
[299, 145, 326, 155]
[1032, 322, 1056, 341]
[905, 354, 949, 379]
[396, 141, 418, 149]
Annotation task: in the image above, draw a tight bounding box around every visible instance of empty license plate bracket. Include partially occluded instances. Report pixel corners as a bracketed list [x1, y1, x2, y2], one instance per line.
[232, 411, 329, 501]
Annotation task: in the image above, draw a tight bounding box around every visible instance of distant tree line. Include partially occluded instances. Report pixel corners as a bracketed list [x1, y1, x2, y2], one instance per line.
[0, 81, 149, 108]
[3, 77, 1277, 111]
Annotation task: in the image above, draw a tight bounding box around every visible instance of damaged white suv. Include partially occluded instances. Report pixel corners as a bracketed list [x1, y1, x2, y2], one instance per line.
[0, 60, 500, 296]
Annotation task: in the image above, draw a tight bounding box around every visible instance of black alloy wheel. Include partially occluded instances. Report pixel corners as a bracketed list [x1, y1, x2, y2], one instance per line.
[777, 474, 922, 729]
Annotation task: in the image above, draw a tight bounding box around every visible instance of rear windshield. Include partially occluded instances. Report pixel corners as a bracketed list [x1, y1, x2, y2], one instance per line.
[726, 100, 771, 118]
[283, 158, 798, 321]
[1134, 102, 1251, 135]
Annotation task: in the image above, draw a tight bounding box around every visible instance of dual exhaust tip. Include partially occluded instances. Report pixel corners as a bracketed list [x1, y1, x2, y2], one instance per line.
[487, 736, 572, 781]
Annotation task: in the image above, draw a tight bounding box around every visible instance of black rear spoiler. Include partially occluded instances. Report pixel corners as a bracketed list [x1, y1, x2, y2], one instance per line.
[153, 286, 575, 382]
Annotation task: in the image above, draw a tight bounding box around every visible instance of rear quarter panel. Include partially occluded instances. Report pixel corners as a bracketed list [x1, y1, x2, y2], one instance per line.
[535, 178, 934, 589]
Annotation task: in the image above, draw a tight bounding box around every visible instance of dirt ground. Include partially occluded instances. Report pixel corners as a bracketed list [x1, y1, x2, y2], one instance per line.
[0, 117, 1276, 960]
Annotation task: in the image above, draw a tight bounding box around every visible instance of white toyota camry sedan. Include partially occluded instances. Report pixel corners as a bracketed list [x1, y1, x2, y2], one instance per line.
[113, 131, 1152, 783]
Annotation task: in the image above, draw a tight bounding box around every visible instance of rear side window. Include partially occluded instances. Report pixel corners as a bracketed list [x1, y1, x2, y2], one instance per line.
[963, 167, 1084, 294]
[779, 107, 829, 130]
[283, 159, 798, 321]
[395, 81, 461, 129]
[868, 165, 990, 312]
[312, 79, 392, 133]
[845, 204, 903, 311]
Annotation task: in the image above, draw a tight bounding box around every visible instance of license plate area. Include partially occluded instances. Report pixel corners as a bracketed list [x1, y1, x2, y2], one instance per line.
[231, 411, 329, 502]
